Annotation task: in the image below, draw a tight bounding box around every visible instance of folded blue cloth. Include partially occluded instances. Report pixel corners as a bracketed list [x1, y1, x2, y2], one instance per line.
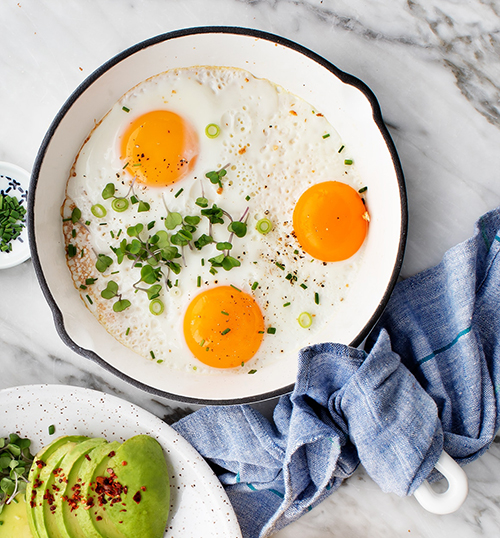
[173, 207, 500, 538]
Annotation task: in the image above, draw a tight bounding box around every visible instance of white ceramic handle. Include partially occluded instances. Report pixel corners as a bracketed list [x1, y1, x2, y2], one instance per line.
[413, 451, 468, 514]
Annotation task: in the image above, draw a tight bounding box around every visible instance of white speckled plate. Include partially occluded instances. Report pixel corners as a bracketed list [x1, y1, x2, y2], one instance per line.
[0, 384, 242, 538]
[0, 161, 30, 269]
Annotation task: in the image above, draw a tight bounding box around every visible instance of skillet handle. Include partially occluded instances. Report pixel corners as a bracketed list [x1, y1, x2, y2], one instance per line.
[413, 451, 468, 514]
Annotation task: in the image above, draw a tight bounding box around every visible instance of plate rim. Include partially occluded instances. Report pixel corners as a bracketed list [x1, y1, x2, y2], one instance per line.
[28, 26, 408, 405]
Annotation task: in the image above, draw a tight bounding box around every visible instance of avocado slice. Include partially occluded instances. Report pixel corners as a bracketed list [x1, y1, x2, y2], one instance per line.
[103, 435, 170, 538]
[75, 440, 122, 538]
[0, 493, 32, 538]
[49, 438, 107, 538]
[26, 436, 88, 538]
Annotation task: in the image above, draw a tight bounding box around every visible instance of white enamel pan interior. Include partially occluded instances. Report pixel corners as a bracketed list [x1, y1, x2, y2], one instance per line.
[29, 27, 407, 405]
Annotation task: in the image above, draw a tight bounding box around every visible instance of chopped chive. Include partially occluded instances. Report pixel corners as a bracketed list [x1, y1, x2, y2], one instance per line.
[322, 133, 330, 139]
[294, 249, 299, 255]
[206, 347, 210, 352]
[175, 279, 179, 287]
[79, 285, 87, 290]
[344, 159, 353, 165]
[221, 328, 231, 335]
[174, 188, 184, 198]
[283, 302, 291, 307]
[251, 281, 259, 291]
[126, 327, 130, 336]
[150, 350, 156, 359]
[117, 229, 122, 238]
[85, 220, 91, 226]
[132, 163, 141, 167]
[81, 249, 85, 258]
[221, 311, 229, 316]
[359, 186, 368, 193]
[86, 294, 93, 305]
[149, 299, 164, 316]
[245, 195, 251, 201]
[205, 123, 221, 138]
[85, 278, 97, 285]
[110, 230, 115, 238]
[267, 327, 276, 334]
[338, 145, 345, 153]
[123, 162, 129, 169]
[48, 424, 55, 435]
[122, 106, 130, 112]
[275, 262, 285, 270]
[248, 369, 257, 374]
[201, 258, 205, 266]
[157, 359, 164, 364]
[258, 331, 265, 334]
[300, 283, 308, 289]
[315, 292, 319, 304]
[230, 284, 241, 292]
[298, 311, 313, 328]
[199, 339, 205, 347]
[71, 228, 76, 238]
[285, 273, 293, 280]
[110, 270, 119, 275]
[197, 276, 201, 287]
[256, 218, 273, 235]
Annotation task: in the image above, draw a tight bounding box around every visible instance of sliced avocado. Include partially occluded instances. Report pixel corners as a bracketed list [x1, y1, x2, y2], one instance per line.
[26, 436, 88, 538]
[48, 438, 107, 538]
[75, 440, 122, 538]
[104, 435, 170, 538]
[0, 493, 32, 538]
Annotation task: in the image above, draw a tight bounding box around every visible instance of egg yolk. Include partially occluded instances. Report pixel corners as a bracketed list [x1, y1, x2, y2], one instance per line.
[120, 110, 198, 187]
[293, 181, 368, 262]
[183, 286, 265, 368]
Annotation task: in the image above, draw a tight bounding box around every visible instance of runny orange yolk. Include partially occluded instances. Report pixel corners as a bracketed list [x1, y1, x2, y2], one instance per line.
[120, 110, 198, 187]
[293, 181, 368, 262]
[183, 286, 265, 369]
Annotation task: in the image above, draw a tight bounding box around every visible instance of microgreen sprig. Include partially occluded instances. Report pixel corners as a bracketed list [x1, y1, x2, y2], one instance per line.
[0, 433, 34, 515]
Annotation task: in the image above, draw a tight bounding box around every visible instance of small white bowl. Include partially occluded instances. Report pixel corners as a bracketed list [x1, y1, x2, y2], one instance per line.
[0, 161, 30, 269]
[29, 27, 407, 405]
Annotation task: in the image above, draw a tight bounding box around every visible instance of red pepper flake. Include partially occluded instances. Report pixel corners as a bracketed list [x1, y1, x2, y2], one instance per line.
[96, 515, 103, 521]
[132, 491, 141, 504]
[36, 460, 46, 469]
[33, 478, 43, 489]
[108, 451, 116, 457]
[85, 454, 91, 461]
[140, 486, 146, 492]
[121, 460, 127, 466]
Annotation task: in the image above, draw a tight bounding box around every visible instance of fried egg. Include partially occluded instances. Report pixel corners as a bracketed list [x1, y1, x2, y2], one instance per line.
[62, 66, 369, 374]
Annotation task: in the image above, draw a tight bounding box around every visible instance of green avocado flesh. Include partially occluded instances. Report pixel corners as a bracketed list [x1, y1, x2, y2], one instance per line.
[26, 435, 170, 538]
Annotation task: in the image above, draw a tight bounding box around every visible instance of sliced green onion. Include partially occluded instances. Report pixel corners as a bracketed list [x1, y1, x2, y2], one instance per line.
[298, 312, 313, 328]
[91, 204, 107, 218]
[111, 198, 129, 212]
[149, 299, 164, 316]
[256, 218, 273, 235]
[205, 123, 221, 139]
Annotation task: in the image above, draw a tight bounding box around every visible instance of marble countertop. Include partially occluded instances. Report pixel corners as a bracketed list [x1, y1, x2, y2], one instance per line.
[1, 0, 499, 536]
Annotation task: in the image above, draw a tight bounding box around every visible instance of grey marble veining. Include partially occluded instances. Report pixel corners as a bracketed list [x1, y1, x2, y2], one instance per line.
[1, 0, 499, 536]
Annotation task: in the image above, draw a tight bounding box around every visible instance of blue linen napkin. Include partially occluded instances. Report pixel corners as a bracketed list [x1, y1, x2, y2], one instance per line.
[173, 206, 500, 538]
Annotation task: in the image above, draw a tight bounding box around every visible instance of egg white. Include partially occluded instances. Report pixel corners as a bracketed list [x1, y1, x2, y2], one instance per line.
[63, 66, 367, 374]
